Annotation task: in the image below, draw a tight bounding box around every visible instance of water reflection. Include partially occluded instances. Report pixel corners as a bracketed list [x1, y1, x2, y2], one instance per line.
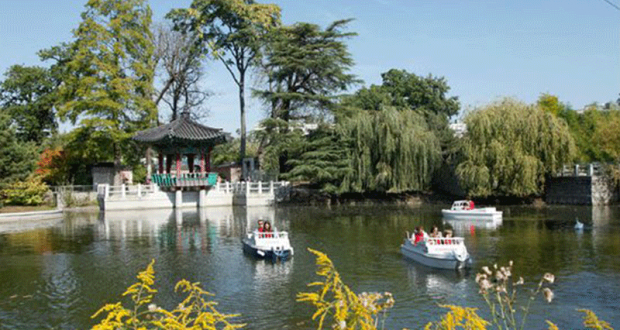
[404, 262, 468, 299]
[443, 217, 503, 232]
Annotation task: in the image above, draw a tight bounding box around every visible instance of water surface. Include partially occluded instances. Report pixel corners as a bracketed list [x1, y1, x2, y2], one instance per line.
[0, 204, 618, 329]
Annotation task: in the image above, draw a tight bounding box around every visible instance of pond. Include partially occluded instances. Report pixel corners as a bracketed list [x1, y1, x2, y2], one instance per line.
[0, 204, 618, 329]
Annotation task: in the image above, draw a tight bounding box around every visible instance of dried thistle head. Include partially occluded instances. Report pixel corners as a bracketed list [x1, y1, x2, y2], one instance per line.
[543, 288, 554, 303]
[475, 273, 487, 284]
[481, 266, 492, 276]
[508, 260, 513, 267]
[495, 270, 505, 282]
[514, 277, 524, 285]
[543, 273, 555, 284]
[495, 284, 507, 294]
[478, 278, 493, 293]
[501, 266, 512, 278]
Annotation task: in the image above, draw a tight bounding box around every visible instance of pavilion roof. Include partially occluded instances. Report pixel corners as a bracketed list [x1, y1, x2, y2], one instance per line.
[133, 113, 227, 145]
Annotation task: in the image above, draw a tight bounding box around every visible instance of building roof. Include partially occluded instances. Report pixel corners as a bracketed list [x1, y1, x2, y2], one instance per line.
[133, 112, 227, 145]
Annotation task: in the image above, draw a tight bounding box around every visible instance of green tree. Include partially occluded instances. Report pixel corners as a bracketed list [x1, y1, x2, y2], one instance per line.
[455, 98, 575, 198]
[341, 69, 460, 155]
[343, 69, 459, 118]
[339, 107, 442, 193]
[169, 0, 280, 171]
[0, 114, 38, 190]
[256, 19, 359, 122]
[537, 93, 563, 117]
[0, 65, 57, 144]
[284, 125, 351, 193]
[54, 0, 156, 168]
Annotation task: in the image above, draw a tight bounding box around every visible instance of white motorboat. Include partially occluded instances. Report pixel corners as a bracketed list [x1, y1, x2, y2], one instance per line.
[441, 200, 502, 221]
[243, 230, 294, 261]
[400, 235, 471, 269]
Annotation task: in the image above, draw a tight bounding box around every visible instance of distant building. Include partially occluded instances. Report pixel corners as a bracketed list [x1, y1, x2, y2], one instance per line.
[449, 122, 467, 138]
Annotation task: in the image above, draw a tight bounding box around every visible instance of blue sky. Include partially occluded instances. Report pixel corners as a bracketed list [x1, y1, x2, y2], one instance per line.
[1, 0, 619, 134]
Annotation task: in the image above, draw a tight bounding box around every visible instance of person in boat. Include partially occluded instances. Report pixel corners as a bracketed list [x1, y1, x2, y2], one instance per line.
[263, 221, 273, 238]
[429, 225, 442, 238]
[257, 220, 265, 232]
[413, 226, 424, 245]
[443, 229, 453, 238]
[468, 200, 475, 210]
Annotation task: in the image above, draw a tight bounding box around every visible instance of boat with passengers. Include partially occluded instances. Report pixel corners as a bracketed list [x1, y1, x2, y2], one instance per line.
[243, 229, 294, 261]
[401, 233, 471, 269]
[441, 200, 502, 221]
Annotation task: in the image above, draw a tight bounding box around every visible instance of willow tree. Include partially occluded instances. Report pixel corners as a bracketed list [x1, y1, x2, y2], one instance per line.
[455, 98, 575, 198]
[54, 0, 156, 167]
[339, 108, 441, 193]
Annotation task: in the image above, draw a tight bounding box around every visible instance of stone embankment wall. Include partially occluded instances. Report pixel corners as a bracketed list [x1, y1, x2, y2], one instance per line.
[545, 176, 618, 205]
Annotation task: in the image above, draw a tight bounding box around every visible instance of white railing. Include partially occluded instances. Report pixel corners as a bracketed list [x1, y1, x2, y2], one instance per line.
[556, 163, 602, 177]
[425, 237, 464, 246]
[254, 230, 288, 240]
[229, 181, 290, 196]
[98, 181, 291, 200]
[97, 183, 157, 199]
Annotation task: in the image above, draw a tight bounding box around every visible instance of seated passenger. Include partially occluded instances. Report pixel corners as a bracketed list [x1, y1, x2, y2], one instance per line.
[413, 226, 424, 245]
[263, 221, 273, 238]
[257, 220, 265, 232]
[469, 200, 475, 210]
[444, 229, 453, 238]
[429, 225, 442, 238]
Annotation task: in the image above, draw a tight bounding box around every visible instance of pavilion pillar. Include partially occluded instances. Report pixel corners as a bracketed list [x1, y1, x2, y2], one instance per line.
[166, 154, 173, 174]
[158, 152, 164, 174]
[200, 150, 206, 175]
[187, 154, 195, 173]
[206, 146, 212, 172]
[176, 153, 181, 177]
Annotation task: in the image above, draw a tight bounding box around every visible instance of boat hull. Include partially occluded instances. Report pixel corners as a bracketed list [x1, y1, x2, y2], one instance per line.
[441, 209, 502, 221]
[400, 240, 470, 270]
[243, 239, 292, 261]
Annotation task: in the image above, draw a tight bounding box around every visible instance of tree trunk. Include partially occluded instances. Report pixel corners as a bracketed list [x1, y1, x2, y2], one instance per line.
[239, 72, 247, 179]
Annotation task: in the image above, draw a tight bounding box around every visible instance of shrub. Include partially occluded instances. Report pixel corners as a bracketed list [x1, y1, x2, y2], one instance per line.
[298, 248, 395, 329]
[91, 260, 244, 329]
[1, 175, 49, 206]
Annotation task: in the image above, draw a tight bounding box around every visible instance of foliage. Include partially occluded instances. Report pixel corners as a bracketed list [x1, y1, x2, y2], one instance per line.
[424, 305, 489, 330]
[455, 98, 575, 198]
[341, 69, 460, 119]
[211, 137, 258, 166]
[340, 69, 460, 160]
[169, 0, 281, 169]
[578, 309, 614, 330]
[0, 114, 38, 190]
[338, 108, 441, 193]
[537, 93, 563, 117]
[298, 248, 394, 330]
[284, 125, 351, 193]
[253, 118, 306, 174]
[54, 0, 156, 166]
[36, 147, 68, 186]
[0, 65, 57, 144]
[1, 175, 50, 206]
[92, 260, 244, 329]
[256, 19, 359, 121]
